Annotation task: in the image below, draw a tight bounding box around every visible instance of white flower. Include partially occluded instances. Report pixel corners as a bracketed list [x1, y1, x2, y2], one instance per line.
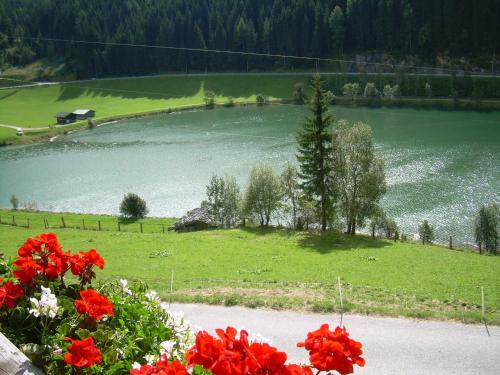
[116, 348, 125, 359]
[120, 279, 132, 295]
[160, 340, 176, 355]
[144, 354, 156, 364]
[28, 286, 59, 318]
[132, 362, 141, 370]
[248, 333, 272, 345]
[145, 290, 159, 302]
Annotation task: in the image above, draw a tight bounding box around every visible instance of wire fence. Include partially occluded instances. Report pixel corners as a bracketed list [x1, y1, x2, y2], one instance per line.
[0, 213, 173, 234]
[0, 212, 485, 254]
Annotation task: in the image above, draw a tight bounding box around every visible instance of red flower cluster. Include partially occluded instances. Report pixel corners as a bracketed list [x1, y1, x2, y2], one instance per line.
[13, 233, 69, 284]
[131, 354, 189, 375]
[64, 337, 102, 368]
[297, 324, 365, 375]
[185, 327, 312, 375]
[11, 233, 105, 286]
[0, 278, 24, 310]
[74, 289, 114, 321]
[69, 249, 105, 285]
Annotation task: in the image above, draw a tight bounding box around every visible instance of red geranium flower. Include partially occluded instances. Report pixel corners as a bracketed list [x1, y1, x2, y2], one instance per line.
[70, 249, 105, 285]
[74, 289, 114, 321]
[297, 324, 365, 375]
[131, 354, 189, 375]
[0, 278, 24, 310]
[186, 327, 292, 375]
[18, 233, 62, 257]
[64, 337, 102, 368]
[12, 257, 41, 284]
[281, 364, 313, 375]
[246, 342, 288, 374]
[13, 233, 71, 284]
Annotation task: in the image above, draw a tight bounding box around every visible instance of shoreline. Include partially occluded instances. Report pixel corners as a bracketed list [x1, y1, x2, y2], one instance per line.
[3, 96, 500, 146]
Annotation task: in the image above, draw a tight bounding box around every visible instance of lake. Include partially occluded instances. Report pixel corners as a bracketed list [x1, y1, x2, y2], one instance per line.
[1, 105, 499, 243]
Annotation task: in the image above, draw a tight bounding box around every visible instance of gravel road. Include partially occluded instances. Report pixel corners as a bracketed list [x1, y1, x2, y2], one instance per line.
[171, 303, 500, 375]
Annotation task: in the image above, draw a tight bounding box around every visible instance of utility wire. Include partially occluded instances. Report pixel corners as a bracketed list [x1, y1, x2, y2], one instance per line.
[6, 35, 498, 76]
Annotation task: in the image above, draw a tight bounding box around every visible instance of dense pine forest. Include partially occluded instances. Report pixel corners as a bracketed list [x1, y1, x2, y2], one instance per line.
[1, 0, 499, 77]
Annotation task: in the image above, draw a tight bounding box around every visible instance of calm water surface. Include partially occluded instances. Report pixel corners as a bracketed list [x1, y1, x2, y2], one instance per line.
[1, 105, 499, 242]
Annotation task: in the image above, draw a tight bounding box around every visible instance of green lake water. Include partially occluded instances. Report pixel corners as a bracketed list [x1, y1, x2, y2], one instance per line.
[0, 105, 499, 243]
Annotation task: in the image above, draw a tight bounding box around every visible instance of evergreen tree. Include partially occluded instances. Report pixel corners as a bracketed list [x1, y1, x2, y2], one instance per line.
[329, 6, 345, 55]
[296, 75, 334, 231]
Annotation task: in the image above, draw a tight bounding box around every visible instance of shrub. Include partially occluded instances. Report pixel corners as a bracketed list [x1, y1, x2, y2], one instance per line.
[382, 84, 400, 100]
[10, 194, 19, 210]
[243, 164, 283, 227]
[293, 82, 306, 104]
[342, 83, 361, 100]
[474, 204, 499, 254]
[204, 91, 215, 108]
[206, 175, 241, 228]
[119, 193, 149, 219]
[223, 97, 235, 107]
[363, 82, 381, 99]
[418, 220, 435, 244]
[256, 93, 267, 105]
[22, 200, 38, 211]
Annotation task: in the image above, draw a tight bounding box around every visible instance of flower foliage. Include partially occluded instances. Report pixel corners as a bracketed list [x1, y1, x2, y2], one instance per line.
[297, 324, 365, 375]
[64, 337, 102, 368]
[0, 233, 194, 374]
[1, 233, 365, 375]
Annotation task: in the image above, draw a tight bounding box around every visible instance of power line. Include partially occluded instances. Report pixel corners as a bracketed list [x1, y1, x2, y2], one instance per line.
[6, 35, 498, 76]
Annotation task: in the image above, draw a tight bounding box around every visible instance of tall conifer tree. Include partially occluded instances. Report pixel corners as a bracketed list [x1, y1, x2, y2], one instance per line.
[296, 75, 334, 231]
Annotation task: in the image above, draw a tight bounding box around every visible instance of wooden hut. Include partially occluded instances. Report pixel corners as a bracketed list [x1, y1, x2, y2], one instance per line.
[72, 109, 95, 120]
[56, 112, 77, 124]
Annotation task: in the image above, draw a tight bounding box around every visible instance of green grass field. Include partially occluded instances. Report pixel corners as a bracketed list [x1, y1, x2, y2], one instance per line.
[0, 74, 310, 127]
[1, 210, 498, 324]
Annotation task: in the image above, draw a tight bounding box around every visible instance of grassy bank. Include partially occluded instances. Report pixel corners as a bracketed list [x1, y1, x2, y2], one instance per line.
[0, 209, 498, 324]
[2, 73, 500, 145]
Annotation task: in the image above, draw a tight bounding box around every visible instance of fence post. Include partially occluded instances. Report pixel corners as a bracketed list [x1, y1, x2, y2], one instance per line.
[98, 220, 101, 231]
[169, 269, 174, 308]
[27, 218, 30, 228]
[482, 286, 490, 336]
[118, 222, 121, 232]
[82, 219, 86, 230]
[449, 236, 453, 249]
[140, 223, 143, 233]
[61, 216, 66, 228]
[162, 224, 165, 233]
[337, 276, 344, 327]
[44, 218, 47, 229]
[12, 215, 15, 226]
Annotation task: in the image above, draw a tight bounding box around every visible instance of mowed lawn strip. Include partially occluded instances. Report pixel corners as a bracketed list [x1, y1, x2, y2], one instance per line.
[0, 211, 498, 324]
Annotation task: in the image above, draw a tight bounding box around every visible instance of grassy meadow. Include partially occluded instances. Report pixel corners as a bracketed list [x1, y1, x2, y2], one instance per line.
[0, 74, 310, 125]
[1, 210, 499, 324]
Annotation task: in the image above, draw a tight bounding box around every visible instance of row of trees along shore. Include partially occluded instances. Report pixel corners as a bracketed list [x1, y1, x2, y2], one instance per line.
[205, 75, 387, 235]
[200, 75, 498, 254]
[1, 0, 499, 76]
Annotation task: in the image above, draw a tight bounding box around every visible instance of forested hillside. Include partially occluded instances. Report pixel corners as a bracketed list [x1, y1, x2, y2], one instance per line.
[0, 0, 499, 77]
